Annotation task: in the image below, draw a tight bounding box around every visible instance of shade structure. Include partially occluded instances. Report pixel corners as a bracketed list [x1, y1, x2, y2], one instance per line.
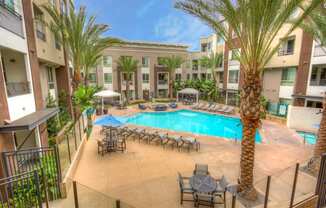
[94, 90, 121, 114]
[94, 90, 121, 98]
[94, 115, 124, 127]
[177, 88, 199, 103]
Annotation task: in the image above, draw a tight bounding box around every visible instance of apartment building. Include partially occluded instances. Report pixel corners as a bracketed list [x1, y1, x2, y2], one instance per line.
[94, 41, 189, 100]
[30, 0, 73, 111]
[0, 0, 50, 179]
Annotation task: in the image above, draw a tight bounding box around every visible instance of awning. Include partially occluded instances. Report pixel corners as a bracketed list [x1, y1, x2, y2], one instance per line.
[0, 108, 59, 133]
[94, 90, 121, 98]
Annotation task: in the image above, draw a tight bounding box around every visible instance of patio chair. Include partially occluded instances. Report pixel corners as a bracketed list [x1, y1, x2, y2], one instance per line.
[97, 140, 107, 156]
[192, 103, 201, 109]
[177, 172, 195, 205]
[207, 104, 216, 112]
[138, 103, 147, 110]
[194, 164, 210, 176]
[194, 193, 215, 208]
[116, 137, 127, 152]
[212, 104, 223, 113]
[181, 137, 200, 152]
[150, 132, 169, 145]
[213, 175, 228, 208]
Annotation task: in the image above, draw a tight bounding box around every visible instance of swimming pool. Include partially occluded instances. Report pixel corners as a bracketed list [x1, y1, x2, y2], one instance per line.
[99, 110, 261, 142]
[297, 131, 316, 145]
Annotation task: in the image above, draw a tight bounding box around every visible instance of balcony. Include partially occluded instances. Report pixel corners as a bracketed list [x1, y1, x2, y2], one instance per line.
[278, 49, 294, 56]
[314, 45, 326, 57]
[0, 0, 24, 37]
[158, 80, 168, 85]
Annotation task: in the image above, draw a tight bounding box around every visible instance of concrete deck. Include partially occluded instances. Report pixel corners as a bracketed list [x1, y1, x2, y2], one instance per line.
[57, 105, 317, 208]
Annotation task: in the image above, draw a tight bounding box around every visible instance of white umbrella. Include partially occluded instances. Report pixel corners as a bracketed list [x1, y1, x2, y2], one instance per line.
[94, 90, 121, 114]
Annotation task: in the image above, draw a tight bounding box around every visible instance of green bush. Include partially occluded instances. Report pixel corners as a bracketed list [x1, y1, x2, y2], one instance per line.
[129, 99, 146, 105]
[154, 98, 176, 103]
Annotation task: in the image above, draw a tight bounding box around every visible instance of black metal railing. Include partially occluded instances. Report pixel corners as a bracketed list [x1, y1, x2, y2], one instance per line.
[2, 147, 62, 201]
[0, 170, 44, 208]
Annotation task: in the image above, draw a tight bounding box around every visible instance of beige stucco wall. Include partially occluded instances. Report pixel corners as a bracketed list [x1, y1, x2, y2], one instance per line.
[33, 0, 65, 66]
[265, 26, 303, 68]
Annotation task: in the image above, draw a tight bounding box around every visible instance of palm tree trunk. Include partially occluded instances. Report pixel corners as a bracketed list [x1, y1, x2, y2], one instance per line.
[125, 79, 129, 105]
[169, 72, 174, 99]
[73, 68, 82, 90]
[239, 71, 261, 200]
[308, 96, 326, 175]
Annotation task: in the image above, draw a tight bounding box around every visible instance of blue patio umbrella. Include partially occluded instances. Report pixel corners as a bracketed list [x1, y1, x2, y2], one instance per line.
[94, 115, 124, 127]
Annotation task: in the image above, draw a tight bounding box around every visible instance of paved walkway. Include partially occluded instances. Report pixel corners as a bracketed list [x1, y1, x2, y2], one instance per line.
[58, 105, 317, 208]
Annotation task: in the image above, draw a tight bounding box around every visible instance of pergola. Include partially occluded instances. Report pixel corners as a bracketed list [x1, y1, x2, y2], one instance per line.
[177, 88, 199, 103]
[94, 90, 121, 114]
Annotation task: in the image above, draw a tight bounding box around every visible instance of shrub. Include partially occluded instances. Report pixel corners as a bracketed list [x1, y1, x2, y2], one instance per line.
[129, 99, 146, 105]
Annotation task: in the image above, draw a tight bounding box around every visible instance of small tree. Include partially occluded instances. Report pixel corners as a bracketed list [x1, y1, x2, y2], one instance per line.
[116, 56, 139, 104]
[161, 55, 185, 99]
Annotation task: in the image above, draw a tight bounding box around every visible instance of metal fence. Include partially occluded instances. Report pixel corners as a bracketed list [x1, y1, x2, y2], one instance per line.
[2, 147, 62, 201]
[0, 170, 44, 208]
[267, 102, 289, 117]
[55, 112, 88, 177]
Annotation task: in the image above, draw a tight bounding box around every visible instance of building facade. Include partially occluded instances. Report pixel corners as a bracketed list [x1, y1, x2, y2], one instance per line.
[93, 41, 189, 101]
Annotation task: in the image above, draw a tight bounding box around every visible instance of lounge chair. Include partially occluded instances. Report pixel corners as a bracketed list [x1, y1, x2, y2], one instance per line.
[223, 106, 235, 114]
[194, 164, 209, 175]
[149, 132, 169, 145]
[169, 102, 178, 109]
[213, 175, 228, 208]
[207, 104, 216, 112]
[212, 104, 223, 113]
[199, 103, 210, 110]
[138, 103, 147, 110]
[192, 103, 200, 109]
[163, 135, 182, 150]
[177, 172, 194, 205]
[180, 137, 200, 152]
[217, 105, 228, 113]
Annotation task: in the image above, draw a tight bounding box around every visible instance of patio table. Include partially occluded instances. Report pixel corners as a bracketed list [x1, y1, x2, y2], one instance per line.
[190, 175, 217, 193]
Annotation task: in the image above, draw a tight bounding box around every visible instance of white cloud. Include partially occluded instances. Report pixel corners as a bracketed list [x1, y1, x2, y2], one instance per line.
[137, 0, 157, 18]
[154, 14, 212, 50]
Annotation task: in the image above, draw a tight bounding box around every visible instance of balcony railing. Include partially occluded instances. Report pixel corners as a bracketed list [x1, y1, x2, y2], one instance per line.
[310, 79, 326, 86]
[278, 49, 294, 56]
[6, 82, 31, 97]
[0, 1, 24, 37]
[314, 45, 326, 57]
[158, 80, 168, 85]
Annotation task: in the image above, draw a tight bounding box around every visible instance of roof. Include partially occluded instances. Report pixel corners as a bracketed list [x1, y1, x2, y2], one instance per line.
[94, 90, 121, 98]
[178, 88, 199, 94]
[0, 108, 59, 133]
[121, 40, 189, 49]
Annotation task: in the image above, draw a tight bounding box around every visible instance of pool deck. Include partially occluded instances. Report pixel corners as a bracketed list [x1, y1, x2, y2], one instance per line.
[64, 104, 316, 208]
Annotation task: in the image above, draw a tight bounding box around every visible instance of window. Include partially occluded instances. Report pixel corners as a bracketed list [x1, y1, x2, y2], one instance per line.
[4, 0, 15, 12]
[142, 73, 149, 83]
[142, 57, 149, 67]
[54, 34, 61, 50]
[218, 72, 224, 84]
[157, 57, 165, 66]
[279, 98, 292, 105]
[201, 73, 206, 80]
[47, 67, 55, 89]
[201, 42, 212, 52]
[34, 5, 46, 41]
[192, 60, 199, 70]
[228, 70, 239, 83]
[187, 74, 191, 80]
[104, 73, 112, 84]
[103, 56, 112, 67]
[175, 73, 181, 81]
[60, 0, 65, 14]
[192, 73, 198, 79]
[279, 37, 295, 56]
[158, 89, 168, 98]
[281, 67, 296, 86]
[207, 73, 212, 80]
[307, 100, 323, 108]
[230, 49, 239, 60]
[310, 65, 326, 86]
[158, 73, 168, 85]
[227, 92, 239, 106]
[88, 73, 96, 83]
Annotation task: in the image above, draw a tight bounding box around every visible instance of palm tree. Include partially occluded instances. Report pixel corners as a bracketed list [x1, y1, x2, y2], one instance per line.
[83, 37, 121, 86]
[200, 52, 223, 82]
[43, 1, 120, 89]
[116, 56, 138, 105]
[161, 55, 185, 99]
[299, 4, 326, 174]
[176, 0, 321, 199]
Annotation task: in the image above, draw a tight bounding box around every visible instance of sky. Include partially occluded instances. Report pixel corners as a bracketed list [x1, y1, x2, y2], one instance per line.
[75, 0, 213, 51]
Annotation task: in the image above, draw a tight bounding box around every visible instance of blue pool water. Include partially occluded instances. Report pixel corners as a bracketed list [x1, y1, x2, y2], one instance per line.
[297, 131, 316, 145]
[97, 110, 262, 142]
